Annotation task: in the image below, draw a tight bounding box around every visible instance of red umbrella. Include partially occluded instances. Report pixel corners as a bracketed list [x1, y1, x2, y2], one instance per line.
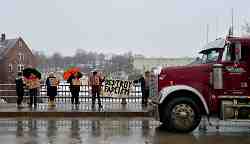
[63, 72, 72, 80]
[63, 67, 80, 80]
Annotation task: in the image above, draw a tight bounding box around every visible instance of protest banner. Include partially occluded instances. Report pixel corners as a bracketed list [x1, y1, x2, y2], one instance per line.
[103, 79, 133, 97]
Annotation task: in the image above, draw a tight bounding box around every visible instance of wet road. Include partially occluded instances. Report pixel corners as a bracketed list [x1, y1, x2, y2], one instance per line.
[0, 118, 249, 144]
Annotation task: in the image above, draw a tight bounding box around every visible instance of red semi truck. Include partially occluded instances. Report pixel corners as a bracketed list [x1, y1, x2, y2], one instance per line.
[152, 36, 250, 132]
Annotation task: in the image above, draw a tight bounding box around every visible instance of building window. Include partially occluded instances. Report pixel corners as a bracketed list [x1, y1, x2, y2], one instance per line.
[18, 53, 21, 61]
[17, 52, 24, 61]
[17, 64, 24, 72]
[8, 64, 13, 72]
[18, 41, 23, 48]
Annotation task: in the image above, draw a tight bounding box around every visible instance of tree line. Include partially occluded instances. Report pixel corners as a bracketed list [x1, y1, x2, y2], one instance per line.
[33, 49, 137, 77]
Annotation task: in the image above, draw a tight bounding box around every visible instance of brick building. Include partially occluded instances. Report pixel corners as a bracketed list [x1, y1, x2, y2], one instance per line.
[0, 33, 37, 83]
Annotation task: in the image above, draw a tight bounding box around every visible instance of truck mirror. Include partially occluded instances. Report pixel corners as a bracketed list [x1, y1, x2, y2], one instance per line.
[235, 42, 242, 62]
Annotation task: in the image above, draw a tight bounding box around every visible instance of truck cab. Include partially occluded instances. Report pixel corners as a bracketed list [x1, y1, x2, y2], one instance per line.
[154, 36, 250, 133]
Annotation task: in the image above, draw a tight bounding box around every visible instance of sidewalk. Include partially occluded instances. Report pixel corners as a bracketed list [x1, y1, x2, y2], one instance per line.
[0, 103, 153, 118]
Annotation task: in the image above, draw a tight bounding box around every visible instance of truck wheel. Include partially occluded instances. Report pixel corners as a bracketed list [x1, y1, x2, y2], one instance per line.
[162, 97, 201, 133]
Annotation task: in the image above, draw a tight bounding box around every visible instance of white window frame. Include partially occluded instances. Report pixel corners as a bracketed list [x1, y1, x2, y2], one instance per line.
[8, 63, 13, 72]
[21, 64, 24, 71]
[18, 52, 22, 61]
[22, 53, 24, 61]
[18, 41, 23, 48]
[17, 52, 24, 61]
[17, 64, 24, 72]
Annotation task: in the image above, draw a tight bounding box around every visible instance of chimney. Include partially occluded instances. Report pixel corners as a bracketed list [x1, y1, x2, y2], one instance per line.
[1, 33, 6, 41]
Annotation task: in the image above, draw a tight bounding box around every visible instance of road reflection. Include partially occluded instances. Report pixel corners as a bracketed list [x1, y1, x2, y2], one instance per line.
[142, 120, 150, 137]
[47, 120, 57, 144]
[1, 119, 250, 144]
[152, 126, 250, 144]
[70, 119, 82, 143]
[28, 119, 38, 144]
[153, 127, 198, 144]
[16, 120, 24, 137]
[91, 120, 101, 137]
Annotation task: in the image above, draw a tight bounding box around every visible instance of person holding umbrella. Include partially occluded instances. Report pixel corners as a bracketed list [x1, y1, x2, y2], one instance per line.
[46, 72, 59, 107]
[64, 67, 82, 105]
[67, 72, 82, 105]
[23, 68, 41, 108]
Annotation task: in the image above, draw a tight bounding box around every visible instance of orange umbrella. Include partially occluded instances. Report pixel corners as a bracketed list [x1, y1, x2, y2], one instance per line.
[63, 72, 71, 80]
[63, 67, 80, 80]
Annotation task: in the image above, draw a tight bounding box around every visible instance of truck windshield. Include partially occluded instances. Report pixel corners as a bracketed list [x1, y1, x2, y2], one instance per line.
[201, 49, 220, 64]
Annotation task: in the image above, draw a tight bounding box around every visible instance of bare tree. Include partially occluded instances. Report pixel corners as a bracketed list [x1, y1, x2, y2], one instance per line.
[241, 21, 250, 36]
[33, 50, 48, 72]
[48, 53, 63, 71]
[35, 48, 137, 76]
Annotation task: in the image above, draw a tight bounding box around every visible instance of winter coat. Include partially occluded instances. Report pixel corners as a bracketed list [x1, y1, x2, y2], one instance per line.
[67, 76, 80, 93]
[133, 76, 150, 92]
[46, 76, 58, 97]
[15, 77, 24, 96]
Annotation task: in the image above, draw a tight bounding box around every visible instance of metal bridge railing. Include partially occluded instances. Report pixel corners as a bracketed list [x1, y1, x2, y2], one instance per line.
[0, 84, 143, 104]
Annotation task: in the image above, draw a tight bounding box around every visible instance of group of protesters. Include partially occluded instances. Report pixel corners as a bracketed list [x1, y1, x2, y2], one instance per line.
[15, 70, 105, 109]
[15, 70, 151, 108]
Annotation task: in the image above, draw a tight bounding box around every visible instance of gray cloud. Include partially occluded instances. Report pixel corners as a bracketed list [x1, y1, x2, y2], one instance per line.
[0, 0, 249, 57]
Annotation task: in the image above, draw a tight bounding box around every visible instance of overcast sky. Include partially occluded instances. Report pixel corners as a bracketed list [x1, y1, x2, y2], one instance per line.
[1, 0, 250, 57]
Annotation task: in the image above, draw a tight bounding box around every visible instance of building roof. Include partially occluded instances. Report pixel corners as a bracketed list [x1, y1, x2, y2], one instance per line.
[0, 38, 18, 59]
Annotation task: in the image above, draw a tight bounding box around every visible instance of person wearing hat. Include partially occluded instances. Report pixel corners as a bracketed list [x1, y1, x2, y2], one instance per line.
[46, 73, 59, 107]
[15, 72, 25, 108]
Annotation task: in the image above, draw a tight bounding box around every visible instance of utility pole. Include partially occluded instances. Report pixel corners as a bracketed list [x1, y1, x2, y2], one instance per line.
[215, 16, 218, 38]
[228, 8, 234, 37]
[231, 8, 234, 36]
[206, 24, 209, 43]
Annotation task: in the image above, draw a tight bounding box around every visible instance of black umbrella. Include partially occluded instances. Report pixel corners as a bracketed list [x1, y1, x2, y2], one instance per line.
[23, 68, 41, 79]
[75, 72, 83, 79]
